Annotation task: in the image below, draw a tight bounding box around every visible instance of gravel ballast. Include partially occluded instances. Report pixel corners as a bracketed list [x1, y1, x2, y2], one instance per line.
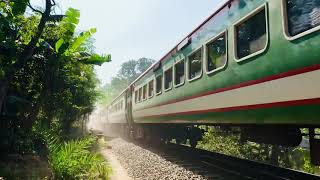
[108, 138, 206, 180]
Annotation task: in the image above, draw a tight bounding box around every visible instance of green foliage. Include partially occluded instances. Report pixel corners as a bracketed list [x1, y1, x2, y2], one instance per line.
[55, 11, 111, 65]
[197, 127, 320, 174]
[55, 38, 64, 53]
[11, 0, 28, 16]
[39, 129, 111, 179]
[78, 53, 111, 66]
[66, 28, 97, 55]
[0, 2, 113, 179]
[198, 127, 245, 158]
[99, 58, 154, 104]
[61, 8, 80, 34]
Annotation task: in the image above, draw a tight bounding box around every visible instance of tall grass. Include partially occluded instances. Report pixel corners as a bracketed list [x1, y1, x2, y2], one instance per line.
[40, 130, 111, 179]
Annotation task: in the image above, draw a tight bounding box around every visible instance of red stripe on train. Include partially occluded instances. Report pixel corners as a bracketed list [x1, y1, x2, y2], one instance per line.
[134, 64, 320, 112]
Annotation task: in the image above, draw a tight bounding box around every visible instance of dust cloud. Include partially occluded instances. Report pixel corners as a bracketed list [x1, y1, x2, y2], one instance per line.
[87, 106, 119, 137]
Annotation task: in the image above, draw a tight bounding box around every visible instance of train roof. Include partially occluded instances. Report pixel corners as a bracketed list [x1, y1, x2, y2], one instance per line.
[109, 0, 230, 105]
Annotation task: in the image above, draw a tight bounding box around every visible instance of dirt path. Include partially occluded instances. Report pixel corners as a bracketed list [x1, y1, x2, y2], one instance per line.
[101, 147, 132, 180]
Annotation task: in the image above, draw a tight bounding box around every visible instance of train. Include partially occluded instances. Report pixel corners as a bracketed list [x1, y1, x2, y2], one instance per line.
[103, 0, 320, 164]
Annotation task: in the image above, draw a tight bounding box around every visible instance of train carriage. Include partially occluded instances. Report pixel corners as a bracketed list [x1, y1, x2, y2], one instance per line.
[107, 92, 126, 124]
[106, 0, 320, 164]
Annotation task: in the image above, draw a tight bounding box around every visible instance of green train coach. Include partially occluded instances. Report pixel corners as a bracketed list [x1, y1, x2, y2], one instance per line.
[105, 0, 320, 164]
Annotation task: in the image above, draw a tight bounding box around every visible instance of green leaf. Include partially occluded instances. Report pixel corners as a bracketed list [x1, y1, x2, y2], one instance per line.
[61, 8, 80, 33]
[89, 27, 97, 34]
[11, 0, 28, 16]
[79, 54, 111, 66]
[65, 8, 80, 24]
[55, 38, 64, 53]
[65, 28, 97, 55]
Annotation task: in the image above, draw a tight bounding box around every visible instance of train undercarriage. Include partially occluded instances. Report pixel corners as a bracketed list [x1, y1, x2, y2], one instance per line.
[106, 123, 320, 165]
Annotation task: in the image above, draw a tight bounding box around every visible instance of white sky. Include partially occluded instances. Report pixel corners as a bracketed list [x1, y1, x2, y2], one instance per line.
[32, 0, 224, 85]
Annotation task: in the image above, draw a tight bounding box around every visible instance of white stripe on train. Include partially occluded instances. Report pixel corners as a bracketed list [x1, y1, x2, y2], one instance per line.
[133, 69, 320, 119]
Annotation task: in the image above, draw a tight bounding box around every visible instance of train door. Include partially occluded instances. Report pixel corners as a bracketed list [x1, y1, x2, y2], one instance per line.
[125, 87, 133, 124]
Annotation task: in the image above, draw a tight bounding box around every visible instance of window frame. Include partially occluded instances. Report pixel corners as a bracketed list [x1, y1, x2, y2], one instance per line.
[233, 3, 269, 63]
[204, 30, 228, 75]
[148, 79, 154, 99]
[281, 0, 320, 41]
[187, 46, 203, 82]
[155, 74, 162, 96]
[173, 58, 185, 88]
[163, 66, 173, 92]
[142, 84, 147, 101]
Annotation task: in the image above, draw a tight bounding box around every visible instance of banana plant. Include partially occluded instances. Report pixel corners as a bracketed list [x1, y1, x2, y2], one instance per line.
[54, 8, 111, 66]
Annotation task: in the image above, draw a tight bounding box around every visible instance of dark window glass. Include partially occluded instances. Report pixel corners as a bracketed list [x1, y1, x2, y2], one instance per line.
[236, 8, 267, 59]
[286, 0, 320, 36]
[207, 34, 227, 72]
[138, 88, 142, 102]
[143, 85, 147, 100]
[148, 80, 154, 97]
[135, 91, 138, 103]
[188, 48, 202, 79]
[174, 60, 185, 85]
[156, 75, 162, 94]
[164, 68, 173, 90]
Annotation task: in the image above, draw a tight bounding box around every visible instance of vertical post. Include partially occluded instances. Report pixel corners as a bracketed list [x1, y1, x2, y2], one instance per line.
[309, 128, 320, 165]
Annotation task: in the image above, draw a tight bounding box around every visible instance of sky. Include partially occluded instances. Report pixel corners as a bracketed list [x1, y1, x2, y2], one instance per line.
[32, 0, 225, 85]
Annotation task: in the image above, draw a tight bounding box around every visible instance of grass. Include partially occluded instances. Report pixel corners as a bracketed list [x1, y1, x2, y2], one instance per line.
[41, 130, 112, 179]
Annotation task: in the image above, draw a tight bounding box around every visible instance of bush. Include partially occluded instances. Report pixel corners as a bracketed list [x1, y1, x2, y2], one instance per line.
[197, 127, 320, 174]
[41, 131, 111, 179]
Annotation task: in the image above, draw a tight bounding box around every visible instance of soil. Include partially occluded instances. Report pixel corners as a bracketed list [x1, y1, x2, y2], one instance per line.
[101, 148, 132, 180]
[0, 154, 52, 179]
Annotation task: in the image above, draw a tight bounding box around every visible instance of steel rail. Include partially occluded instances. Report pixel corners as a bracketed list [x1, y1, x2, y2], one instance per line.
[153, 142, 320, 180]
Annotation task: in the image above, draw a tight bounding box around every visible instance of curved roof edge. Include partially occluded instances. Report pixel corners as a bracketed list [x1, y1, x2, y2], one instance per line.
[108, 0, 230, 106]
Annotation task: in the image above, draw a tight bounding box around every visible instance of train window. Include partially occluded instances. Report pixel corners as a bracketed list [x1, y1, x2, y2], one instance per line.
[235, 5, 267, 60]
[135, 91, 138, 103]
[142, 84, 147, 100]
[148, 80, 154, 98]
[138, 87, 142, 102]
[174, 59, 185, 87]
[206, 32, 227, 73]
[156, 75, 162, 95]
[284, 0, 320, 39]
[188, 48, 203, 81]
[164, 67, 173, 91]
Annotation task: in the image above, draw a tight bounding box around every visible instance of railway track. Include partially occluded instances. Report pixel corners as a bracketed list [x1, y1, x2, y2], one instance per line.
[137, 142, 320, 180]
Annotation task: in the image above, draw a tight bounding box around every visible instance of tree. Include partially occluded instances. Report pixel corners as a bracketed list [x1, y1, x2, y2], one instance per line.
[0, 1, 110, 117]
[0, 1, 111, 152]
[99, 58, 155, 104]
[117, 58, 155, 83]
[0, 0, 54, 112]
